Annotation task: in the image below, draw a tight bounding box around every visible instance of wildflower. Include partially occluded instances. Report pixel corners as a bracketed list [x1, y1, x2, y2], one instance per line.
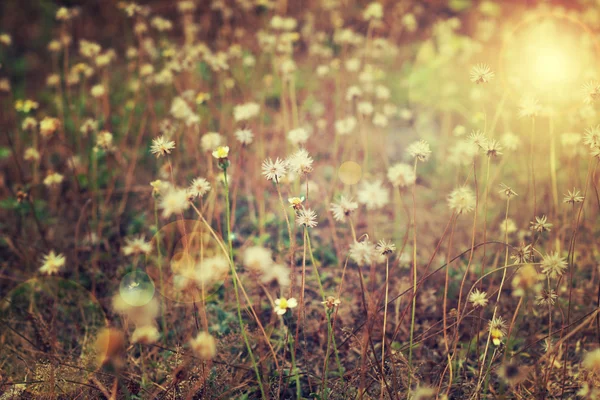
[500, 218, 517, 236]
[563, 188, 584, 204]
[357, 101, 374, 116]
[511, 243, 533, 265]
[448, 141, 479, 166]
[150, 136, 175, 158]
[453, 125, 466, 136]
[447, 187, 476, 214]
[484, 139, 503, 157]
[80, 119, 98, 136]
[322, 296, 341, 309]
[535, 289, 558, 306]
[44, 171, 64, 187]
[39, 251, 66, 275]
[582, 80, 600, 104]
[20, 117, 36, 132]
[345, 85, 362, 102]
[468, 130, 487, 149]
[90, 84, 105, 98]
[159, 187, 190, 218]
[296, 208, 318, 228]
[363, 2, 383, 20]
[530, 215, 552, 232]
[201, 132, 222, 152]
[243, 246, 273, 272]
[335, 116, 357, 135]
[233, 102, 260, 122]
[286, 148, 314, 175]
[40, 117, 60, 138]
[24, 148, 40, 162]
[469, 289, 488, 307]
[357, 179, 390, 210]
[372, 113, 388, 127]
[407, 139, 432, 162]
[376, 240, 396, 256]
[235, 128, 254, 145]
[501, 132, 521, 151]
[15, 99, 39, 113]
[212, 146, 229, 160]
[499, 183, 518, 198]
[131, 325, 160, 344]
[488, 316, 507, 346]
[274, 297, 298, 315]
[261, 158, 287, 182]
[387, 163, 416, 188]
[95, 130, 114, 152]
[349, 240, 380, 266]
[187, 178, 211, 199]
[122, 235, 152, 256]
[330, 195, 359, 222]
[470, 63, 495, 84]
[0, 33, 11, 46]
[288, 196, 304, 210]
[541, 252, 568, 279]
[512, 264, 542, 297]
[584, 125, 600, 148]
[287, 127, 310, 146]
[518, 95, 541, 118]
[150, 180, 168, 196]
[583, 348, 600, 372]
[189, 332, 217, 360]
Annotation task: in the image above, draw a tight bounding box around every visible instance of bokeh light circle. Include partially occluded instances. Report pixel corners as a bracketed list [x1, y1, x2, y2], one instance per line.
[338, 161, 362, 185]
[119, 270, 155, 307]
[0, 277, 107, 397]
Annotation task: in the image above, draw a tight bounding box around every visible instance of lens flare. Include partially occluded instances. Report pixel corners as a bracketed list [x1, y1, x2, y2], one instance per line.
[500, 12, 599, 111]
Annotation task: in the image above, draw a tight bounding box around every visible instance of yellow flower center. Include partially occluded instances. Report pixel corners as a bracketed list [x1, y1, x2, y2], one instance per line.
[279, 298, 288, 309]
[212, 146, 229, 159]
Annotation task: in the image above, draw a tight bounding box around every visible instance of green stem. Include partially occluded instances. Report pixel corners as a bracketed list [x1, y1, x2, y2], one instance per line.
[223, 168, 266, 399]
[153, 200, 168, 341]
[408, 158, 419, 390]
[306, 230, 343, 377]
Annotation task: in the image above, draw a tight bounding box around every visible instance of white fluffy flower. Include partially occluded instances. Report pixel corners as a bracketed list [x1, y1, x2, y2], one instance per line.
[159, 187, 190, 218]
[235, 128, 254, 145]
[287, 127, 310, 146]
[407, 139, 431, 162]
[262, 157, 287, 182]
[447, 187, 476, 214]
[233, 102, 260, 121]
[387, 163, 416, 188]
[357, 179, 389, 210]
[286, 149, 313, 175]
[330, 195, 359, 222]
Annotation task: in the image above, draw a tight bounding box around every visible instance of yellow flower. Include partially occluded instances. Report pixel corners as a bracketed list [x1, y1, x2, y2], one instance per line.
[288, 196, 304, 210]
[15, 99, 39, 113]
[39, 250, 66, 275]
[212, 146, 229, 159]
[274, 297, 298, 315]
[195, 92, 211, 104]
[40, 117, 60, 138]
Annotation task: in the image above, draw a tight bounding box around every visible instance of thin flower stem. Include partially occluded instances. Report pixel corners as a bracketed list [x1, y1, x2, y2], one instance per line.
[408, 158, 419, 390]
[475, 197, 511, 393]
[306, 230, 343, 377]
[380, 256, 390, 400]
[223, 168, 266, 400]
